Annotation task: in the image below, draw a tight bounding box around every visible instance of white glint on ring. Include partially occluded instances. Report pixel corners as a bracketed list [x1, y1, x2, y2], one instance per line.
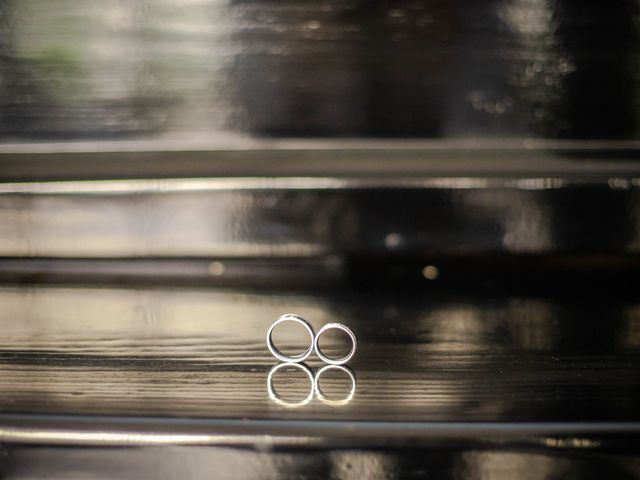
[267, 362, 315, 408]
[266, 314, 315, 363]
[313, 323, 357, 365]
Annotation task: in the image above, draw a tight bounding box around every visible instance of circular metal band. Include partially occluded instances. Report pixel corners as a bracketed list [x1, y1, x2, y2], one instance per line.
[267, 362, 315, 407]
[313, 322, 357, 365]
[314, 364, 356, 406]
[266, 314, 315, 363]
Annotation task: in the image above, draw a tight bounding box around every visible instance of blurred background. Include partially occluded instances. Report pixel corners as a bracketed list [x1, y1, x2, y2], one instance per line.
[1, 1, 640, 479]
[0, 0, 639, 141]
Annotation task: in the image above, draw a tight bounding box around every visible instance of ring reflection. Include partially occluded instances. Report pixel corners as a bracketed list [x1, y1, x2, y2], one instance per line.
[267, 362, 315, 408]
[313, 364, 356, 406]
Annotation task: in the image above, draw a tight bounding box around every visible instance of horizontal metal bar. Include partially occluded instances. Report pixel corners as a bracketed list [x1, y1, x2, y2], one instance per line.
[2, 144, 640, 182]
[0, 176, 584, 194]
[1, 415, 639, 447]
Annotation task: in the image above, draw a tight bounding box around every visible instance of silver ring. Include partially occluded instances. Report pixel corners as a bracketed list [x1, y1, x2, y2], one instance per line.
[313, 322, 357, 365]
[314, 364, 356, 406]
[267, 362, 315, 407]
[266, 314, 315, 363]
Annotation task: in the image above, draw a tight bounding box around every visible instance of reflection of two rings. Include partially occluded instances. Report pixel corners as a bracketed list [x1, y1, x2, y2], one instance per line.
[267, 362, 356, 407]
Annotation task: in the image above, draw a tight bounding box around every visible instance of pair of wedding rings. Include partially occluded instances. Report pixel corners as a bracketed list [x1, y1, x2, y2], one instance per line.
[266, 314, 357, 365]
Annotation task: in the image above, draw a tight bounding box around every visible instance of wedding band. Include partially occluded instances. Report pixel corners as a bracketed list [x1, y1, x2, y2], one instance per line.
[313, 323, 357, 365]
[267, 362, 315, 407]
[314, 364, 356, 406]
[266, 314, 315, 363]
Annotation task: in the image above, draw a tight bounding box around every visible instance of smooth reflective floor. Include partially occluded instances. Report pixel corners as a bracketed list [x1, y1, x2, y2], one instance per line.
[0, 284, 638, 423]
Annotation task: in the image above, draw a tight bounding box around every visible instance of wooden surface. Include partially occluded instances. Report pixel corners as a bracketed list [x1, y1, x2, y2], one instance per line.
[0, 285, 638, 423]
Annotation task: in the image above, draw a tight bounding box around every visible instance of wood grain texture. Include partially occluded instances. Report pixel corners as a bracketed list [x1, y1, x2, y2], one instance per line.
[0, 285, 638, 422]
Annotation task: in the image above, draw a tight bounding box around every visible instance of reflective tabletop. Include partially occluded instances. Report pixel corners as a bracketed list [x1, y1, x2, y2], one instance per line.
[0, 284, 638, 425]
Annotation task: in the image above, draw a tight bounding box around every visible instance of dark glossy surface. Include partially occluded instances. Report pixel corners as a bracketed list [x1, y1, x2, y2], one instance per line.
[2, 176, 640, 258]
[0, 284, 638, 423]
[0, 0, 639, 141]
